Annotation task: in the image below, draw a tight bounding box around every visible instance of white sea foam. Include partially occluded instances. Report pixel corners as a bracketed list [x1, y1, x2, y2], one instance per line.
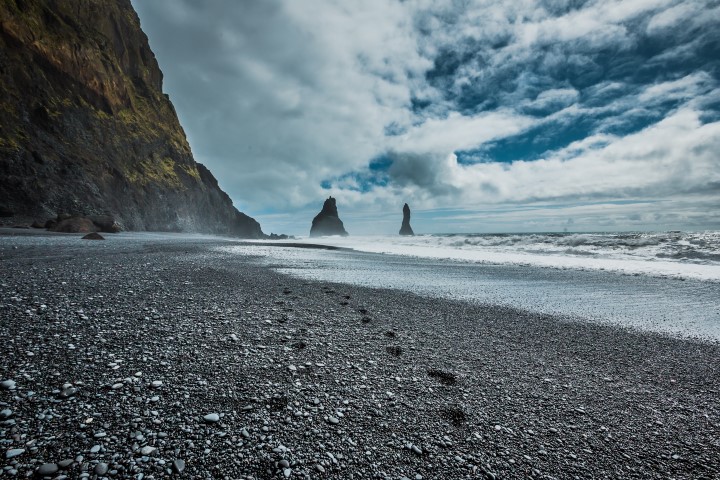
[247, 231, 720, 282]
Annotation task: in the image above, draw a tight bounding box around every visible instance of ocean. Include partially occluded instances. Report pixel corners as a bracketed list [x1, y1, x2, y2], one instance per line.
[226, 231, 720, 340]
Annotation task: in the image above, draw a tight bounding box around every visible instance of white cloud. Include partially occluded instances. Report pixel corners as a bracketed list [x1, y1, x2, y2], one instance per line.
[133, 0, 720, 234]
[383, 107, 720, 205]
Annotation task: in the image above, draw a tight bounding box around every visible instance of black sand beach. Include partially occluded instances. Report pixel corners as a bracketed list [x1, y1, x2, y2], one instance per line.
[1, 233, 719, 479]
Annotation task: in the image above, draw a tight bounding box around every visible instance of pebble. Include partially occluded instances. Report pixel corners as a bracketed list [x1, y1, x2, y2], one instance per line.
[1, 379, 16, 390]
[141, 446, 157, 455]
[172, 459, 185, 473]
[315, 464, 326, 473]
[59, 387, 77, 397]
[94, 463, 109, 475]
[90, 445, 102, 453]
[328, 416, 340, 424]
[5, 449, 24, 459]
[151, 380, 163, 388]
[0, 408, 12, 419]
[36, 463, 59, 476]
[204, 413, 220, 423]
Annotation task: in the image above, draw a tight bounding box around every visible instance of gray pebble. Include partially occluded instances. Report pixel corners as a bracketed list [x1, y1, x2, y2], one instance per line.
[172, 459, 185, 473]
[1, 379, 16, 390]
[203, 413, 220, 423]
[94, 462, 109, 475]
[5, 449, 24, 459]
[36, 463, 59, 476]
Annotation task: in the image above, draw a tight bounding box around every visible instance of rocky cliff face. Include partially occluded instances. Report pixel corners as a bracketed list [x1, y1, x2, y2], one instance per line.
[399, 203, 414, 235]
[0, 0, 263, 237]
[310, 197, 348, 237]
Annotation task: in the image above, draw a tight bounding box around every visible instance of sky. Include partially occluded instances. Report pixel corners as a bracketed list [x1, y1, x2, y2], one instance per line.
[132, 0, 720, 235]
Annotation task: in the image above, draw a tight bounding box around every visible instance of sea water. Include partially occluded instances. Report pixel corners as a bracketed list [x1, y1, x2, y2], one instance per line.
[226, 231, 720, 340]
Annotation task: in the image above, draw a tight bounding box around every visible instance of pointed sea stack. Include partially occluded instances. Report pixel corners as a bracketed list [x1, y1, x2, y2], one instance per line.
[310, 197, 348, 237]
[399, 203, 414, 236]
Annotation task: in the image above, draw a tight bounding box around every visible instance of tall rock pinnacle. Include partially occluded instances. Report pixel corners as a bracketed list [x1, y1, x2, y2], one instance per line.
[310, 197, 348, 237]
[399, 203, 414, 236]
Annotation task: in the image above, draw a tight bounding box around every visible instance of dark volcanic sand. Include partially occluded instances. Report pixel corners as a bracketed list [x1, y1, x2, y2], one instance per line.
[1, 235, 719, 479]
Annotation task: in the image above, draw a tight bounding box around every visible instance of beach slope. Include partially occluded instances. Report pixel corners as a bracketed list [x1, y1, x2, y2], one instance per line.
[1, 235, 718, 478]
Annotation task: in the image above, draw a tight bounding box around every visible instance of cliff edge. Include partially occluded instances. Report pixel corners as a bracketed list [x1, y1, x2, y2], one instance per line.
[0, 0, 263, 237]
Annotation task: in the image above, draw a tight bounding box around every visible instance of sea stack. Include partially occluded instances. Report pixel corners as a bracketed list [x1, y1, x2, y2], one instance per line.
[399, 203, 414, 236]
[310, 197, 348, 237]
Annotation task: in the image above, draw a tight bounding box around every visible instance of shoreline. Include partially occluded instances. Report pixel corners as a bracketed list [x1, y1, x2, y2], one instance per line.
[1, 237, 719, 478]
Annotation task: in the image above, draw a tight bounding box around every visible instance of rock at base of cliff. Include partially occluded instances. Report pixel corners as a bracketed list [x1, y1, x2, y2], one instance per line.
[310, 197, 348, 237]
[47, 214, 121, 233]
[52, 217, 97, 233]
[89, 215, 121, 233]
[399, 203, 414, 236]
[82, 232, 105, 240]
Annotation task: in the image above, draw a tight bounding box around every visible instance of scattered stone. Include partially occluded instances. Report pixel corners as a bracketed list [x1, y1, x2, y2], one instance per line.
[94, 462, 109, 475]
[1, 379, 16, 390]
[36, 463, 59, 476]
[172, 459, 185, 474]
[59, 386, 77, 398]
[6, 449, 24, 459]
[204, 413, 220, 423]
[140, 446, 157, 455]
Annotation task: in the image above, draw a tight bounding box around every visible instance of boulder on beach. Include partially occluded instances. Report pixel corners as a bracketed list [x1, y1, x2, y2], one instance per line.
[82, 232, 105, 240]
[399, 203, 414, 236]
[310, 197, 348, 237]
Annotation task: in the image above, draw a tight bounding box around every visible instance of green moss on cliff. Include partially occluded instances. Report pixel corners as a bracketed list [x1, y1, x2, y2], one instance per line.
[0, 0, 263, 237]
[124, 157, 201, 190]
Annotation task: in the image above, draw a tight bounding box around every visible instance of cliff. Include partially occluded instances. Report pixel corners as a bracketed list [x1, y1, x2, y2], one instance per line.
[0, 0, 263, 237]
[310, 197, 348, 237]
